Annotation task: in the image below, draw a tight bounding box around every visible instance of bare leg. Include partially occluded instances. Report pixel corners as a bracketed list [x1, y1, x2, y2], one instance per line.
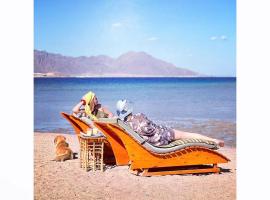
[173, 129, 224, 147]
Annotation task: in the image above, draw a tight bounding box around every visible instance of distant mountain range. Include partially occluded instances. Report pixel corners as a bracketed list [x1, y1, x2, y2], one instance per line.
[34, 50, 201, 77]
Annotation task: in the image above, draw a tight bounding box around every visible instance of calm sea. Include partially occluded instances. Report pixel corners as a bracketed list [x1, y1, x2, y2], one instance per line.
[34, 77, 236, 133]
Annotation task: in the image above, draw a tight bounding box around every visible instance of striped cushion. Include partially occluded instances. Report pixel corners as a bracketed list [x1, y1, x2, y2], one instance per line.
[157, 138, 218, 149]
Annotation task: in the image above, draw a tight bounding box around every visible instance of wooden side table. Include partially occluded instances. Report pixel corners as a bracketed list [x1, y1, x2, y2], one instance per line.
[79, 135, 107, 172]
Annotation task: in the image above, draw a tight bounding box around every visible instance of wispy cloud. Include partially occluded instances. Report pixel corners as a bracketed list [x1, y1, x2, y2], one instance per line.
[220, 35, 227, 40]
[210, 35, 228, 41]
[147, 37, 159, 41]
[112, 22, 123, 28]
[210, 36, 218, 41]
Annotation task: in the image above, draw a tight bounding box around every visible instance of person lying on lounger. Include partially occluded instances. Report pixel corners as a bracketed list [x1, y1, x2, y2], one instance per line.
[72, 91, 113, 120]
[116, 99, 224, 147]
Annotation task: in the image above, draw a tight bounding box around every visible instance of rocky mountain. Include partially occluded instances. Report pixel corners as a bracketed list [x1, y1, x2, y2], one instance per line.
[34, 50, 200, 77]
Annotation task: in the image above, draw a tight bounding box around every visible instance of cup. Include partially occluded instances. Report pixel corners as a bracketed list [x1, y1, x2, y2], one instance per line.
[92, 128, 98, 135]
[86, 129, 93, 136]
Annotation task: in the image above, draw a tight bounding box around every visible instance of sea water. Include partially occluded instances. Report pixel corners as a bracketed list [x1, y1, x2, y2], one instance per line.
[34, 77, 236, 134]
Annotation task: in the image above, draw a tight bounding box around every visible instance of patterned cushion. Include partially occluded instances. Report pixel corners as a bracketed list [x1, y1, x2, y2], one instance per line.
[157, 138, 218, 149]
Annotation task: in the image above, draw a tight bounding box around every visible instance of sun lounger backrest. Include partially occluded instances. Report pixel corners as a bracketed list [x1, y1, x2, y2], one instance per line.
[61, 112, 84, 135]
[97, 118, 218, 154]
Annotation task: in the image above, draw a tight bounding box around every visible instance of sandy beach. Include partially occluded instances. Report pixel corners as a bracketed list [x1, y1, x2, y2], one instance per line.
[34, 132, 236, 200]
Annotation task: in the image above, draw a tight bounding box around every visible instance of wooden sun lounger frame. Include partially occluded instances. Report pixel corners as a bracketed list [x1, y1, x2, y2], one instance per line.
[93, 119, 230, 177]
[61, 112, 129, 165]
[61, 112, 90, 138]
[61, 112, 230, 176]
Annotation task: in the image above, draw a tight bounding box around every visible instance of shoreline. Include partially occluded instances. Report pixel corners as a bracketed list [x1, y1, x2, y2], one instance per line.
[34, 132, 236, 200]
[35, 119, 236, 147]
[34, 75, 236, 78]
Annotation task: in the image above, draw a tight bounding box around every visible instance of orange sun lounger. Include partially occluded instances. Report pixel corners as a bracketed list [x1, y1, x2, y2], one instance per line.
[61, 112, 128, 165]
[61, 112, 119, 164]
[93, 118, 230, 176]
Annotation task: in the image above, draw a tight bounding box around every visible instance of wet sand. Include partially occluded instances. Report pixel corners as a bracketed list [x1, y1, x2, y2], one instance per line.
[174, 120, 236, 147]
[34, 132, 236, 200]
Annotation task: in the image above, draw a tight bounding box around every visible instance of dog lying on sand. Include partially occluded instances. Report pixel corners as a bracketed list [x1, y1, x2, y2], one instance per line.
[53, 135, 74, 161]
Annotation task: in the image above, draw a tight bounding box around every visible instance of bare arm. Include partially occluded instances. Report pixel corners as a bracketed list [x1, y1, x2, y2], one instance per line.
[101, 106, 114, 118]
[72, 101, 84, 114]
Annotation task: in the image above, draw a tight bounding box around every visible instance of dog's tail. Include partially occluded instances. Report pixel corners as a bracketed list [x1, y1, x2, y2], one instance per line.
[51, 157, 59, 162]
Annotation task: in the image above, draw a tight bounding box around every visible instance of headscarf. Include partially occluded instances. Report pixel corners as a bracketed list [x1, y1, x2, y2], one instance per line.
[82, 91, 98, 120]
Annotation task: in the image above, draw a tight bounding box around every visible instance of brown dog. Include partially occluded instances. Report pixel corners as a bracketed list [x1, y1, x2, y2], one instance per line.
[53, 135, 74, 161]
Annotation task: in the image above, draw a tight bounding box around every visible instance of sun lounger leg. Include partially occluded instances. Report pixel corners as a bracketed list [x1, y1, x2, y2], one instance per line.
[139, 165, 221, 177]
[129, 169, 140, 176]
[141, 169, 149, 176]
[213, 164, 220, 173]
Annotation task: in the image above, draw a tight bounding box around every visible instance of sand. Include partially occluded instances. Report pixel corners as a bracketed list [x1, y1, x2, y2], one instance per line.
[34, 132, 236, 200]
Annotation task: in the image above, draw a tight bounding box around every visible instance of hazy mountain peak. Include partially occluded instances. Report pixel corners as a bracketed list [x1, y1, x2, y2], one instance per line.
[118, 51, 151, 59]
[34, 49, 200, 77]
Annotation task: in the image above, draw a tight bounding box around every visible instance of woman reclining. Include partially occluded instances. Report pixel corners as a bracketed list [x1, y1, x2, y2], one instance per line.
[116, 99, 224, 147]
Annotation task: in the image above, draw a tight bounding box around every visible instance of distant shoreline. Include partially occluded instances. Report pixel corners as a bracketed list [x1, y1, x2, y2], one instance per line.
[34, 74, 236, 78]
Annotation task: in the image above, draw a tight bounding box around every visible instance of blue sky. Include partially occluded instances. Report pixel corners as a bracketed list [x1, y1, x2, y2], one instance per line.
[34, 0, 236, 76]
